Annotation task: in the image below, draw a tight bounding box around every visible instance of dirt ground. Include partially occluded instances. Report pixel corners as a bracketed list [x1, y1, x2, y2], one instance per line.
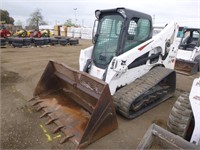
[1, 39, 200, 149]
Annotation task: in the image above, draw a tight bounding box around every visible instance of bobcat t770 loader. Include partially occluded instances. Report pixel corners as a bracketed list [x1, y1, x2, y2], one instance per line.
[30, 8, 179, 148]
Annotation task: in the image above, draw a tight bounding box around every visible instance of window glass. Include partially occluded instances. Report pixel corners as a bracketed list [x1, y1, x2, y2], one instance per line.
[124, 18, 151, 52]
[93, 15, 123, 68]
[128, 20, 137, 35]
[192, 31, 199, 38]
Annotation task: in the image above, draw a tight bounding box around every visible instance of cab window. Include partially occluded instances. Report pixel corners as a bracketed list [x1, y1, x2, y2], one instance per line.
[124, 18, 151, 52]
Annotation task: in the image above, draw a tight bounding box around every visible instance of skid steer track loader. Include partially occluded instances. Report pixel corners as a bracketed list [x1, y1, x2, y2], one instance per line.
[137, 77, 200, 149]
[175, 28, 200, 75]
[30, 8, 179, 148]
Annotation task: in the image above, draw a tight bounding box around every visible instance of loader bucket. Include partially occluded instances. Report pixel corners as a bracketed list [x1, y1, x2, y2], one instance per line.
[137, 124, 198, 149]
[175, 59, 198, 75]
[30, 61, 118, 149]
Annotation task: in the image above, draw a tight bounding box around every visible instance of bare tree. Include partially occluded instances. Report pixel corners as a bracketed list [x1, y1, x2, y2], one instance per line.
[27, 9, 47, 29]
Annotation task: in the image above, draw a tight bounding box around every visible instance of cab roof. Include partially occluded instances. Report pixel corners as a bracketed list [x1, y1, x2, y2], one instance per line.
[96, 7, 152, 21]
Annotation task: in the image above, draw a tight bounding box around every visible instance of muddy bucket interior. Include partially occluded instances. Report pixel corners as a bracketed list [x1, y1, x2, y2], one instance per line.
[30, 61, 118, 149]
[137, 124, 198, 150]
[175, 59, 198, 75]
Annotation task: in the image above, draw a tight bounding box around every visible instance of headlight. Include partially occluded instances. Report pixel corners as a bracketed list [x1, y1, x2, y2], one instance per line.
[117, 8, 126, 18]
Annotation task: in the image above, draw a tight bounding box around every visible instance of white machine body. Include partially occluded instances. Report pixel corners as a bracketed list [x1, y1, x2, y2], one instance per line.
[79, 22, 179, 95]
[177, 46, 200, 61]
[189, 77, 200, 146]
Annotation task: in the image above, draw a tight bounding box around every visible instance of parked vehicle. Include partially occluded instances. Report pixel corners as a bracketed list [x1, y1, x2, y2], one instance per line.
[30, 8, 179, 148]
[137, 77, 200, 149]
[175, 28, 200, 75]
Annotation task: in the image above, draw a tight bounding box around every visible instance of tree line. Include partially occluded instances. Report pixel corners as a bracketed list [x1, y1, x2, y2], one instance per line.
[0, 9, 79, 29]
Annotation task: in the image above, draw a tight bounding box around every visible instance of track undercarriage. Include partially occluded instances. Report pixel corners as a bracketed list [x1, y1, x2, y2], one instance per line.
[113, 66, 176, 119]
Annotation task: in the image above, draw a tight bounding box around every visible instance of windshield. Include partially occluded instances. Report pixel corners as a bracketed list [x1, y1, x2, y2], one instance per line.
[93, 14, 123, 69]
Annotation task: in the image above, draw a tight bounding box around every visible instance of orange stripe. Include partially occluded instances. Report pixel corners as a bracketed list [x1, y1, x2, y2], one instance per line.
[138, 41, 153, 51]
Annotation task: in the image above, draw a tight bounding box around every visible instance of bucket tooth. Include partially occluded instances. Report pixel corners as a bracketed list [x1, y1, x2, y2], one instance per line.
[36, 105, 47, 112]
[28, 96, 40, 101]
[32, 100, 43, 106]
[53, 125, 64, 133]
[29, 98, 35, 102]
[60, 134, 75, 144]
[45, 118, 58, 125]
[45, 110, 67, 125]
[40, 111, 52, 118]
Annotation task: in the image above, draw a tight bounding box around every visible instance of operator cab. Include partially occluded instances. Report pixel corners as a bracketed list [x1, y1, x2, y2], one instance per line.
[92, 8, 153, 69]
[179, 28, 200, 51]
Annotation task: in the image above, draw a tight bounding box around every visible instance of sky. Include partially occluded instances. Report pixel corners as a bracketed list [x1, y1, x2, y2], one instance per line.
[1, 0, 200, 28]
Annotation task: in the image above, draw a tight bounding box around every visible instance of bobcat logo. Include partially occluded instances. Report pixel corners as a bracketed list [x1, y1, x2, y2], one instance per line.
[121, 60, 127, 65]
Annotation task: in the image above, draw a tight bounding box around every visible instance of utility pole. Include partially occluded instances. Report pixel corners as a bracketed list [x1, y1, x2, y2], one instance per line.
[73, 8, 77, 25]
[82, 19, 84, 27]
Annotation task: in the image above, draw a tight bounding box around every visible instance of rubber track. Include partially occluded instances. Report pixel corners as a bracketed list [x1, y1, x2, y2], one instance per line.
[167, 93, 193, 139]
[113, 66, 175, 119]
